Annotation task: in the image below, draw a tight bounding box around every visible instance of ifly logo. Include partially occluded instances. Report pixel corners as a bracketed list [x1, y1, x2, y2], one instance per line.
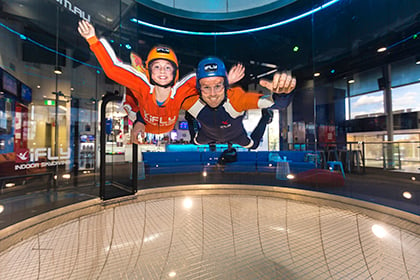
[204, 63, 218, 72]
[156, 47, 170, 54]
[15, 148, 71, 163]
[16, 149, 29, 163]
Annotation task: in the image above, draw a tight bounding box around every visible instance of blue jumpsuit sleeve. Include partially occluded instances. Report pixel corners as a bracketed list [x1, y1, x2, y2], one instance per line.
[271, 93, 294, 110]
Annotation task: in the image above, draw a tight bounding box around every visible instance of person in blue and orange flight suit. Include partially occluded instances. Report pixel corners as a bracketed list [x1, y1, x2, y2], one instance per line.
[77, 20, 245, 143]
[182, 57, 296, 149]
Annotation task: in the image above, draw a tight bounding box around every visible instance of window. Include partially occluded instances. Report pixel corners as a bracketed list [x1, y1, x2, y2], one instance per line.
[349, 91, 384, 119]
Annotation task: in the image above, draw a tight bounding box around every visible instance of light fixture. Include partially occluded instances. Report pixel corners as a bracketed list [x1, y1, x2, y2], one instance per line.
[54, 66, 62, 75]
[377, 47, 387, 53]
[402, 191, 412, 199]
[371, 224, 387, 238]
[314, 72, 321, 77]
[347, 77, 355, 84]
[416, 56, 420, 65]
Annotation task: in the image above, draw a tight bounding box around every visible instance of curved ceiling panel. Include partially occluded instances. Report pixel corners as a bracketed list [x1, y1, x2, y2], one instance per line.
[135, 0, 297, 20]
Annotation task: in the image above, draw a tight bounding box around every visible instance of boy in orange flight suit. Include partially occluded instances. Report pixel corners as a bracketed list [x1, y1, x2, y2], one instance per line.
[77, 20, 244, 144]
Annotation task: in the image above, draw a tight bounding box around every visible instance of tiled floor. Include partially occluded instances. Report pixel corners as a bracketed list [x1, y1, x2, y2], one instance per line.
[0, 185, 419, 279]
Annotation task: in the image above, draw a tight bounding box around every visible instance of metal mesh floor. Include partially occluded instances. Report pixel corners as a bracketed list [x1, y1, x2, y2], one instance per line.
[1, 185, 419, 279]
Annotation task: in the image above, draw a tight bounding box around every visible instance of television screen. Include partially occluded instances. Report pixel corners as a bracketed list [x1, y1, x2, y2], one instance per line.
[178, 121, 188, 130]
[21, 83, 32, 104]
[2, 70, 18, 96]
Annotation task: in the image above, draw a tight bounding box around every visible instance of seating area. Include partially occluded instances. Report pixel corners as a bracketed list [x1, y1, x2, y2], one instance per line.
[141, 150, 321, 176]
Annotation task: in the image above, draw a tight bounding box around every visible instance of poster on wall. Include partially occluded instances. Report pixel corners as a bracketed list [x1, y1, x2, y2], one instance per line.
[318, 124, 336, 147]
[14, 104, 28, 150]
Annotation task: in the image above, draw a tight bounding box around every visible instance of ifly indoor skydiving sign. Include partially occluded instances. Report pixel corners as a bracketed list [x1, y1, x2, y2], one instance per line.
[14, 147, 71, 170]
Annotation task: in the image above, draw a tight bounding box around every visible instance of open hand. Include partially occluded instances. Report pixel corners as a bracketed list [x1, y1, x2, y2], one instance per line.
[78, 20, 96, 40]
[227, 63, 245, 85]
[259, 70, 296, 94]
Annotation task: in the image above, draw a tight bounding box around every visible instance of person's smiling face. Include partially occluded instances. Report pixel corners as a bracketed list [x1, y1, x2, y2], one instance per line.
[150, 59, 174, 87]
[199, 76, 225, 108]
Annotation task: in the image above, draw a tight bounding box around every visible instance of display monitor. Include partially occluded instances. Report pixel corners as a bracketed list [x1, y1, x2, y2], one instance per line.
[1, 70, 18, 96]
[20, 83, 32, 104]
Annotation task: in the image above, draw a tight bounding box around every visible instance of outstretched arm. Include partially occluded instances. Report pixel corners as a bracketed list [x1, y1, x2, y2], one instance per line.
[77, 20, 150, 92]
[227, 63, 245, 85]
[259, 70, 296, 94]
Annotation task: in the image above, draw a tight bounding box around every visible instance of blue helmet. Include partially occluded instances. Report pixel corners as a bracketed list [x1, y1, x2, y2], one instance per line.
[196, 57, 229, 89]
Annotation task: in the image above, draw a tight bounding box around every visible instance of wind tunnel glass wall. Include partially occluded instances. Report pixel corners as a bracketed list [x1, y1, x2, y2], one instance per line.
[0, 0, 419, 199]
[311, 0, 420, 171]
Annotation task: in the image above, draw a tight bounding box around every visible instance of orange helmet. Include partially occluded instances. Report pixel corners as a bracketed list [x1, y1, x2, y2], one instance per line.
[146, 45, 179, 86]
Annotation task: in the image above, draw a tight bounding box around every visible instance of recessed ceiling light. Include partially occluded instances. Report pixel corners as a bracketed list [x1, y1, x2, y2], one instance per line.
[314, 72, 320, 77]
[402, 191, 412, 199]
[377, 47, 387, 53]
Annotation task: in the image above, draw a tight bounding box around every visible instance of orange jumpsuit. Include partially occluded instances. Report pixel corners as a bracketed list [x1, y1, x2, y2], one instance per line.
[86, 36, 198, 134]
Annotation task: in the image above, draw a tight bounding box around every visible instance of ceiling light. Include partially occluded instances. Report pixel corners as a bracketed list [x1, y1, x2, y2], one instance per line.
[377, 47, 387, 53]
[402, 191, 412, 199]
[330, 69, 336, 74]
[348, 78, 355, 84]
[37, 85, 41, 89]
[293, 46, 299, 52]
[0, 204, 4, 214]
[54, 66, 62, 75]
[314, 72, 320, 77]
[416, 56, 420, 65]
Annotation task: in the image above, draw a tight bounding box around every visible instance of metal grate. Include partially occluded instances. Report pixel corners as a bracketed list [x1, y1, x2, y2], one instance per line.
[1, 194, 419, 279]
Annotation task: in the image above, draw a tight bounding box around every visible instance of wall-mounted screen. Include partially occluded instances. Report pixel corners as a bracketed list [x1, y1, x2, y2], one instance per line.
[2, 70, 18, 96]
[21, 83, 32, 104]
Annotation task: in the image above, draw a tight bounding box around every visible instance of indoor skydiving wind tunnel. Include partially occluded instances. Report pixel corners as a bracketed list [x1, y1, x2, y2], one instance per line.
[0, 0, 420, 279]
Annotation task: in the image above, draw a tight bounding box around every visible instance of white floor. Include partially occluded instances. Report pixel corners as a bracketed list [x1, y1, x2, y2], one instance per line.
[1, 186, 419, 279]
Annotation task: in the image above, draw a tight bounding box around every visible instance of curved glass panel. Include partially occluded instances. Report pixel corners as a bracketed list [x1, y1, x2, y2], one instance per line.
[135, 0, 296, 20]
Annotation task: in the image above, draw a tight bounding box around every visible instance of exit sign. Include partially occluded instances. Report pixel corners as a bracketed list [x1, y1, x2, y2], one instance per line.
[44, 100, 55, 106]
